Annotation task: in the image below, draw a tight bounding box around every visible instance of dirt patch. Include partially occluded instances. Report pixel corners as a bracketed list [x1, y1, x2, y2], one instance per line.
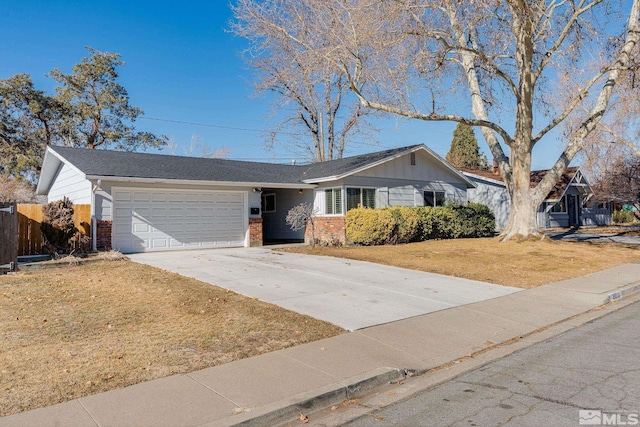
[0, 260, 343, 417]
[281, 237, 640, 288]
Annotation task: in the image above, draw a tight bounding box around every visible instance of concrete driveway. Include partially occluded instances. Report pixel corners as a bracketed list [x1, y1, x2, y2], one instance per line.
[129, 248, 521, 331]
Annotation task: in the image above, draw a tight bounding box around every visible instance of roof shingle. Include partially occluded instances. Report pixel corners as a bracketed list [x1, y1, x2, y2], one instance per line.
[49, 144, 423, 184]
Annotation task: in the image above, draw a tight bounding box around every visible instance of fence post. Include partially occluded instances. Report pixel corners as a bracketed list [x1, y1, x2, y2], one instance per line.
[0, 202, 18, 273]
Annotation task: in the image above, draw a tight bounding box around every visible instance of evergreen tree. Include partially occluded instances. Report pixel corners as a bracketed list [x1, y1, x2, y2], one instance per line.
[445, 123, 488, 170]
[0, 48, 167, 181]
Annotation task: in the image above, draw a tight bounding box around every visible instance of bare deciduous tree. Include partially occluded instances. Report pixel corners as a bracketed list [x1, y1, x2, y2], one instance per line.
[285, 202, 316, 247]
[248, 0, 640, 240]
[166, 134, 230, 158]
[0, 174, 39, 203]
[231, 0, 376, 162]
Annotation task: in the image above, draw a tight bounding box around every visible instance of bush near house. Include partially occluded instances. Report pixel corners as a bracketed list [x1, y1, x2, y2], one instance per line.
[613, 209, 636, 224]
[345, 208, 396, 245]
[40, 197, 91, 255]
[346, 203, 495, 245]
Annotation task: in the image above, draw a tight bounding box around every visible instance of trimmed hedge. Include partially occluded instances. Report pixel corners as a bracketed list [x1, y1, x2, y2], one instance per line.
[346, 203, 495, 245]
[344, 208, 395, 246]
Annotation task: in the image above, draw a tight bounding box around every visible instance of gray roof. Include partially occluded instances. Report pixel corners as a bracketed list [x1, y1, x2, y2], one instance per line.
[47, 144, 424, 184]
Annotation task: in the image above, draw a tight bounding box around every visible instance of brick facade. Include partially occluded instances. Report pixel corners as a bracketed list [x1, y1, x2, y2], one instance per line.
[305, 216, 346, 245]
[249, 218, 263, 247]
[96, 220, 112, 250]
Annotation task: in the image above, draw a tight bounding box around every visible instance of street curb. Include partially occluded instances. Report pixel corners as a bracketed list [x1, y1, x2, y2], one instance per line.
[222, 285, 640, 427]
[605, 282, 640, 303]
[304, 293, 640, 427]
[213, 368, 405, 427]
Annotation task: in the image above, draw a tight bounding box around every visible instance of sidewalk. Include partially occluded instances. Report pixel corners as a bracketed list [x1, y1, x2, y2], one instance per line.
[2, 264, 640, 427]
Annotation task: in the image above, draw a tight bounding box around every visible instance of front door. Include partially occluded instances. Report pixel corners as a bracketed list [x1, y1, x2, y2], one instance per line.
[567, 195, 578, 227]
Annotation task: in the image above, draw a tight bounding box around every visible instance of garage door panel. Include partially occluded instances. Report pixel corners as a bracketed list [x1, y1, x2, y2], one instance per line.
[152, 193, 167, 202]
[114, 191, 132, 202]
[112, 188, 246, 253]
[168, 193, 184, 202]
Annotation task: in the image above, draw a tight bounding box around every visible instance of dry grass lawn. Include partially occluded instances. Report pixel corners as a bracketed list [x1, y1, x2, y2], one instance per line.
[0, 259, 343, 417]
[282, 237, 640, 288]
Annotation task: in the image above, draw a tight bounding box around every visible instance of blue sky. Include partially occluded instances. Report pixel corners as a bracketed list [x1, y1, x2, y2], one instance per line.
[1, 0, 567, 168]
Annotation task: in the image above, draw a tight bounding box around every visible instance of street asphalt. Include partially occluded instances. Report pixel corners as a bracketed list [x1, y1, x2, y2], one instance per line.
[341, 299, 640, 427]
[128, 247, 521, 331]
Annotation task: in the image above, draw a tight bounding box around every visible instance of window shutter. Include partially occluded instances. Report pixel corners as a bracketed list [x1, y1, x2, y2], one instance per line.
[325, 190, 333, 214]
[363, 189, 376, 208]
[334, 189, 342, 214]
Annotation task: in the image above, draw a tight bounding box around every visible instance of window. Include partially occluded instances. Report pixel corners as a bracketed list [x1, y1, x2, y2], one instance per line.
[325, 188, 342, 215]
[261, 193, 276, 213]
[346, 188, 376, 211]
[551, 196, 566, 213]
[410, 152, 416, 166]
[424, 191, 445, 207]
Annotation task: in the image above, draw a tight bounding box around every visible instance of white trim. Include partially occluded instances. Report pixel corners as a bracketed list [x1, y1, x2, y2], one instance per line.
[321, 187, 345, 216]
[47, 147, 88, 178]
[36, 147, 89, 195]
[87, 175, 315, 189]
[345, 186, 377, 210]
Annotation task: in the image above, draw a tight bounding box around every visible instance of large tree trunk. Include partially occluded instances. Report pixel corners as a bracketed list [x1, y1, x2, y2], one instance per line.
[501, 147, 540, 240]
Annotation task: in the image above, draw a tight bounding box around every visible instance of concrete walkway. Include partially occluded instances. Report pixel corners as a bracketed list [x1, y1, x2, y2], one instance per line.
[128, 248, 521, 331]
[2, 262, 640, 427]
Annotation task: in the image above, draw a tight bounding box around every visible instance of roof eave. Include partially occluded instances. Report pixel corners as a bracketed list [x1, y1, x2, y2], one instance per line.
[86, 175, 317, 189]
[462, 171, 505, 186]
[36, 147, 88, 195]
[303, 145, 476, 188]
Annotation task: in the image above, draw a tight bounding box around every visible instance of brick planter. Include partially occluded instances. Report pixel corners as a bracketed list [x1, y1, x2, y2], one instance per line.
[306, 216, 346, 245]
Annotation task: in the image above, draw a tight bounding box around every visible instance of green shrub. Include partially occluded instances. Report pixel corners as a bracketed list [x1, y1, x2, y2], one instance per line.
[388, 206, 420, 243]
[449, 203, 496, 237]
[613, 209, 636, 224]
[346, 203, 495, 245]
[414, 207, 434, 240]
[345, 208, 395, 245]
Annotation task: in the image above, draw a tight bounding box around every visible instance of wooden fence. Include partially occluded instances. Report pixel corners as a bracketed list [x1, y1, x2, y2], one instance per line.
[17, 204, 91, 256]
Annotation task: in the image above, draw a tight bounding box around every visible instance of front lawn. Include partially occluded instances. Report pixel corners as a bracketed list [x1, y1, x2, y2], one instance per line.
[282, 237, 640, 288]
[0, 259, 343, 417]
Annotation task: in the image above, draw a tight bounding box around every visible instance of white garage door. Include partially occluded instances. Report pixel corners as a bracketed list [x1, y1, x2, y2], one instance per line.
[112, 188, 246, 253]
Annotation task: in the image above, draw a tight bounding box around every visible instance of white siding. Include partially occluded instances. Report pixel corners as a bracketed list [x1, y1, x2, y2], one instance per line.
[466, 177, 510, 229]
[248, 191, 261, 219]
[355, 150, 468, 185]
[389, 186, 416, 206]
[47, 162, 91, 204]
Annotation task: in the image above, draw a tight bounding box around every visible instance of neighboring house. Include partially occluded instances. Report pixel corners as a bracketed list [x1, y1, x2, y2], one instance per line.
[36, 144, 474, 253]
[462, 166, 612, 229]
